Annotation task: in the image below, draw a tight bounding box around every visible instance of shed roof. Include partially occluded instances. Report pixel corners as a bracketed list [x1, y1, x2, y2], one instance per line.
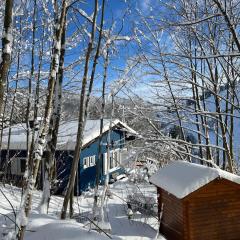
[149, 161, 240, 199]
[1, 119, 137, 150]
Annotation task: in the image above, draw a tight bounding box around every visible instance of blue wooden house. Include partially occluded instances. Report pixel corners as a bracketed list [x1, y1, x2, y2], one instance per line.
[0, 119, 136, 195]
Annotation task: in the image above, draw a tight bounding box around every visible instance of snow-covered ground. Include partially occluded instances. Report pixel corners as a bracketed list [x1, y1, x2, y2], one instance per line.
[0, 178, 164, 240]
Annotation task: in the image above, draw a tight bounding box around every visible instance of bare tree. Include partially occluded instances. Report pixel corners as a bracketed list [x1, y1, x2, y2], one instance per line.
[122, 0, 240, 172]
[61, 0, 99, 219]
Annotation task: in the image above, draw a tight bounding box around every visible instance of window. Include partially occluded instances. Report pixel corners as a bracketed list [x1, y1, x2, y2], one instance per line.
[103, 149, 121, 175]
[83, 155, 96, 169]
[110, 152, 114, 169]
[89, 156, 95, 166]
[83, 157, 89, 169]
[110, 149, 120, 169]
[114, 151, 118, 167]
[20, 159, 26, 173]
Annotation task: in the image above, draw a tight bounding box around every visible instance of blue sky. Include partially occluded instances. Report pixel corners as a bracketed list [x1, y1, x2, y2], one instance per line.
[63, 0, 141, 93]
[69, 0, 158, 96]
[10, 0, 159, 99]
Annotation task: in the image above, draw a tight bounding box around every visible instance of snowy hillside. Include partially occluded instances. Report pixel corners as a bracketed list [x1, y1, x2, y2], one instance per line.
[202, 89, 240, 162]
[162, 86, 240, 168]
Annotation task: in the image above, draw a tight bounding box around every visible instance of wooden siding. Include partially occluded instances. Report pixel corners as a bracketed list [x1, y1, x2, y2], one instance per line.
[1, 129, 126, 195]
[159, 188, 184, 240]
[78, 129, 124, 192]
[185, 178, 240, 240]
[158, 178, 240, 240]
[56, 129, 125, 194]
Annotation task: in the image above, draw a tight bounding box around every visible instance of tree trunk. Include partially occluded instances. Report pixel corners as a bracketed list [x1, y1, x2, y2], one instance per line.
[39, 14, 66, 214]
[0, 0, 13, 119]
[61, 0, 99, 220]
[93, 45, 108, 220]
[28, 24, 45, 179]
[16, 1, 67, 239]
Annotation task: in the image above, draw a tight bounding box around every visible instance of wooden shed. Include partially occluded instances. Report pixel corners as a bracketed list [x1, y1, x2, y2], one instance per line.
[150, 161, 240, 240]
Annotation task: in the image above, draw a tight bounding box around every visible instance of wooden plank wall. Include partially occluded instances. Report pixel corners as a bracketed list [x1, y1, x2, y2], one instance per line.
[159, 188, 184, 240]
[186, 179, 240, 240]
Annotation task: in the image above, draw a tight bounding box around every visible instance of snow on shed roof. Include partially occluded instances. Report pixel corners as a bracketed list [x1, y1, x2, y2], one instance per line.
[1, 119, 137, 150]
[149, 161, 240, 199]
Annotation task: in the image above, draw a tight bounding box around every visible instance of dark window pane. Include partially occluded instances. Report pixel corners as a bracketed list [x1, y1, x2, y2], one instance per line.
[21, 159, 26, 173]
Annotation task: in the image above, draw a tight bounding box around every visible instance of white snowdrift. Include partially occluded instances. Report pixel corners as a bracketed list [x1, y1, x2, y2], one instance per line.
[25, 215, 110, 240]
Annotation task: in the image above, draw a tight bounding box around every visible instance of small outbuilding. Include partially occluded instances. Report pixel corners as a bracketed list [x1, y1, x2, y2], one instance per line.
[150, 161, 240, 240]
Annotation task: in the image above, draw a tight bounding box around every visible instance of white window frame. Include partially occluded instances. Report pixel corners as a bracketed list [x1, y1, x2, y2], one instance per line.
[83, 155, 96, 169]
[110, 149, 120, 170]
[114, 151, 119, 167]
[103, 153, 108, 175]
[103, 149, 121, 175]
[83, 157, 89, 169]
[89, 155, 96, 166]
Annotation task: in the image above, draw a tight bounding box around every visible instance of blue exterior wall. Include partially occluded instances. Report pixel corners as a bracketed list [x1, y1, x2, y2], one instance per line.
[56, 129, 126, 195]
[0, 129, 126, 195]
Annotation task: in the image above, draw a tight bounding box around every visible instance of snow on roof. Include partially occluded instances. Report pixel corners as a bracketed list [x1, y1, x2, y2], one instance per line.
[149, 161, 240, 199]
[1, 119, 137, 150]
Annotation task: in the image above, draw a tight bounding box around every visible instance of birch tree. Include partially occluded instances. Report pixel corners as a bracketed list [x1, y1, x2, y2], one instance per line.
[15, 1, 68, 239]
[0, 0, 13, 121]
[39, 13, 67, 214]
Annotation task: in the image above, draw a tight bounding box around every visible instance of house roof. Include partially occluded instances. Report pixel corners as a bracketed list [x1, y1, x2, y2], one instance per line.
[149, 161, 240, 199]
[1, 119, 137, 151]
